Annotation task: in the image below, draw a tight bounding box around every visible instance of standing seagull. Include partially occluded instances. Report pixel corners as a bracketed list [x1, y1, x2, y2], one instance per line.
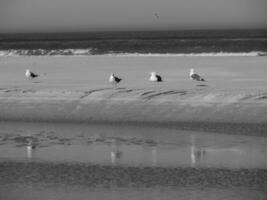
[25, 69, 39, 80]
[109, 73, 122, 88]
[190, 68, 205, 82]
[149, 72, 163, 82]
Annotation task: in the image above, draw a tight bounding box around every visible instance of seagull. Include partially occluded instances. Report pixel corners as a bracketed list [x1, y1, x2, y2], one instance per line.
[149, 72, 163, 82]
[190, 68, 205, 82]
[25, 69, 39, 79]
[154, 13, 159, 19]
[109, 73, 122, 88]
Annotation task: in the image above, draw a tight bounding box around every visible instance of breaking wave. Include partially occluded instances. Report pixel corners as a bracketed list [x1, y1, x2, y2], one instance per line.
[0, 49, 266, 57]
[0, 49, 92, 56]
[110, 52, 267, 57]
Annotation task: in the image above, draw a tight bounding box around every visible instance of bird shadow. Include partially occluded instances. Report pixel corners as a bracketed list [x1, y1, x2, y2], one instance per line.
[32, 81, 41, 83]
[196, 84, 208, 87]
[114, 87, 126, 90]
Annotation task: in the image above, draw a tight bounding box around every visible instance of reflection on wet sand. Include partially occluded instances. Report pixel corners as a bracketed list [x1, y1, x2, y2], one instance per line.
[151, 147, 158, 166]
[0, 122, 266, 200]
[26, 139, 37, 159]
[5, 133, 262, 169]
[190, 135, 206, 167]
[110, 139, 122, 165]
[26, 144, 33, 159]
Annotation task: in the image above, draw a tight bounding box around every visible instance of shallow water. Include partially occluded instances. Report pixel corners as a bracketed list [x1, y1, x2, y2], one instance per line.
[0, 121, 266, 200]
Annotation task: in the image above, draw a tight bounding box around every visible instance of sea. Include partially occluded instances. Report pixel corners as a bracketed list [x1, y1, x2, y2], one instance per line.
[0, 29, 267, 56]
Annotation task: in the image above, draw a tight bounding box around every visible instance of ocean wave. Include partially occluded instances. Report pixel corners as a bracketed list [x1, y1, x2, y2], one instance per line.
[0, 49, 266, 57]
[111, 52, 267, 57]
[0, 49, 92, 56]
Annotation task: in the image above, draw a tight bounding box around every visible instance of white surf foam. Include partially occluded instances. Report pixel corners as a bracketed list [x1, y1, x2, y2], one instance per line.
[0, 49, 266, 57]
[110, 52, 266, 57]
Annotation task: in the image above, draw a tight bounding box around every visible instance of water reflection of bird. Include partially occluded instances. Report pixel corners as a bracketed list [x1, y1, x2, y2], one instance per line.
[110, 140, 122, 164]
[26, 140, 36, 159]
[193, 149, 206, 162]
[151, 147, 158, 166]
[190, 135, 205, 166]
[111, 150, 122, 164]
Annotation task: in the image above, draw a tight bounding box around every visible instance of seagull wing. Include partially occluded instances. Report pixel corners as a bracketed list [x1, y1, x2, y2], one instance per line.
[114, 76, 122, 83]
[30, 72, 39, 78]
[156, 75, 163, 82]
[191, 74, 205, 81]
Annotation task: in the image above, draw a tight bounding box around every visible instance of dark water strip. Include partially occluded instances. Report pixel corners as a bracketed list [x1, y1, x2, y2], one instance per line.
[1, 30, 267, 53]
[1, 119, 267, 137]
[0, 161, 266, 189]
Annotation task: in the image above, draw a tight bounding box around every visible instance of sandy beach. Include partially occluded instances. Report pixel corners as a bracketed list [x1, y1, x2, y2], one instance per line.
[0, 55, 266, 126]
[0, 55, 267, 199]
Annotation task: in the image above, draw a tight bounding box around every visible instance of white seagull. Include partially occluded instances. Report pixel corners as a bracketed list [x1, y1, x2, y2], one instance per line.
[109, 73, 122, 88]
[149, 72, 163, 82]
[190, 68, 205, 82]
[25, 69, 39, 79]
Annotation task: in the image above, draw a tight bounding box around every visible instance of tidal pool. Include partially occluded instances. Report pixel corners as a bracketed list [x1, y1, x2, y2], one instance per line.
[0, 121, 266, 200]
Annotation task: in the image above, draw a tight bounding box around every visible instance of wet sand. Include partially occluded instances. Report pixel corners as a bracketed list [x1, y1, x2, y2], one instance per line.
[0, 121, 267, 168]
[0, 121, 266, 200]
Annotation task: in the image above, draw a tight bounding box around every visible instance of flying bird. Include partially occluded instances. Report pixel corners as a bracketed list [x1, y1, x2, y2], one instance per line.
[25, 69, 39, 79]
[109, 73, 122, 88]
[190, 68, 205, 81]
[149, 72, 163, 82]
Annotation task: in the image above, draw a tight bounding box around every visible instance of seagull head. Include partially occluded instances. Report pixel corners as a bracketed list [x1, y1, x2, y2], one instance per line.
[190, 68, 195, 75]
[26, 69, 30, 73]
[150, 72, 156, 76]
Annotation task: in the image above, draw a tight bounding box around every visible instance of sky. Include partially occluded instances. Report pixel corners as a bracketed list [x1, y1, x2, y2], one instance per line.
[0, 0, 266, 33]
